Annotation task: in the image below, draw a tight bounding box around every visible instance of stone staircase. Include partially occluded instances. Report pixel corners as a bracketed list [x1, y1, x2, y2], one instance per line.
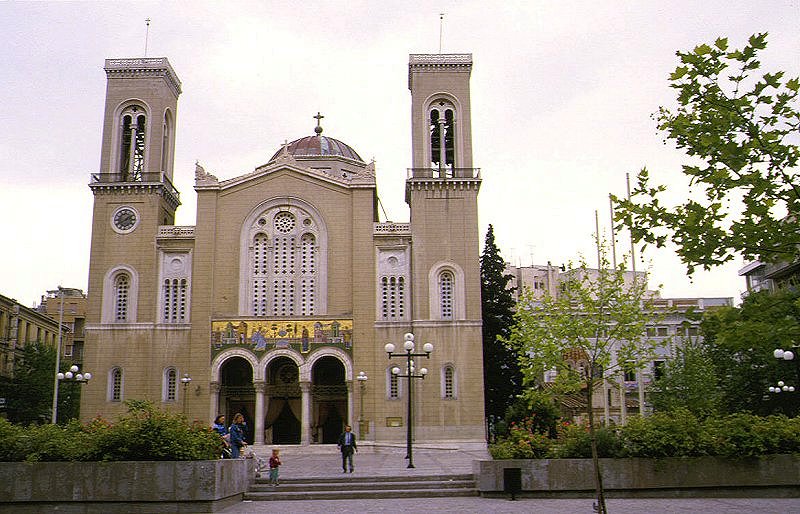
[244, 473, 479, 501]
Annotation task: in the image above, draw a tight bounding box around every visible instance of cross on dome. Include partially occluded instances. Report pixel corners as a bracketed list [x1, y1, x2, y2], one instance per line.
[314, 112, 324, 135]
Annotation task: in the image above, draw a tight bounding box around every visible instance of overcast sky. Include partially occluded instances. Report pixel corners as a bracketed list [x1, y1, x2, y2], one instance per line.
[1, 1, 798, 308]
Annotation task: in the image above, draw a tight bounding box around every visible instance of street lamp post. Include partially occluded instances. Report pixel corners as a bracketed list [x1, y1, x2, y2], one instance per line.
[49, 287, 90, 424]
[181, 373, 192, 413]
[49, 287, 65, 424]
[769, 345, 800, 414]
[385, 333, 433, 469]
[357, 371, 368, 439]
[53, 365, 92, 423]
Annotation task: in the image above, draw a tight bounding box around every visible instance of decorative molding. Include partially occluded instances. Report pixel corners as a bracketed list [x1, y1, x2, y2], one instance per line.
[374, 222, 411, 235]
[409, 54, 472, 66]
[194, 162, 218, 185]
[104, 58, 182, 96]
[157, 226, 196, 239]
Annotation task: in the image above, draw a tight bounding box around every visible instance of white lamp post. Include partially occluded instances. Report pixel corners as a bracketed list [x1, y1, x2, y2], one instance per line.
[769, 345, 799, 413]
[49, 287, 91, 424]
[181, 373, 192, 413]
[53, 364, 92, 423]
[357, 371, 368, 438]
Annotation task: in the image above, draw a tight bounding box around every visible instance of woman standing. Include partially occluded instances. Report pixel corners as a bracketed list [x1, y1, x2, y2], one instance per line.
[212, 415, 231, 458]
[229, 413, 247, 458]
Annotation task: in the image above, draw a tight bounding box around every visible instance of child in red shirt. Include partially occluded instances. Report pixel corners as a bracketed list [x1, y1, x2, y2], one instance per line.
[268, 448, 282, 486]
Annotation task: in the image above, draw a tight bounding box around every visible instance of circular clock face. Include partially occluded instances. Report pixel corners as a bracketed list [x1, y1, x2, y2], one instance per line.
[113, 207, 138, 232]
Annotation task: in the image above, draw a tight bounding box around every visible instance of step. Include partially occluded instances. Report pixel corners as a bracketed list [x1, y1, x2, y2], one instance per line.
[244, 473, 478, 501]
[243, 488, 480, 501]
[248, 479, 476, 493]
[252, 473, 475, 485]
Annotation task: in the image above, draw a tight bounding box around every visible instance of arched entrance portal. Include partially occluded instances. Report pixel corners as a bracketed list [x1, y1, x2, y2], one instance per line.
[265, 357, 301, 444]
[219, 356, 255, 444]
[312, 356, 347, 444]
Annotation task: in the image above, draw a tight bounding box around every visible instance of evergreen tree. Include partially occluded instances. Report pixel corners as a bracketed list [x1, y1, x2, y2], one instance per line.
[480, 224, 522, 420]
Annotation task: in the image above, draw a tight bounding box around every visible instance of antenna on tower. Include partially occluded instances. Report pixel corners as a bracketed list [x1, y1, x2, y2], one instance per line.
[144, 18, 151, 57]
[439, 13, 445, 53]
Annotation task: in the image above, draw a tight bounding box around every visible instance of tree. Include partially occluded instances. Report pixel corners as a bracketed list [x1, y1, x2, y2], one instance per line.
[0, 342, 82, 425]
[3, 342, 55, 424]
[649, 337, 722, 418]
[614, 34, 799, 274]
[702, 288, 800, 416]
[480, 224, 523, 420]
[504, 246, 658, 514]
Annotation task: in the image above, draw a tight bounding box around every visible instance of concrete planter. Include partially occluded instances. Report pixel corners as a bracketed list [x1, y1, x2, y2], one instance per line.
[476, 455, 800, 498]
[0, 458, 254, 513]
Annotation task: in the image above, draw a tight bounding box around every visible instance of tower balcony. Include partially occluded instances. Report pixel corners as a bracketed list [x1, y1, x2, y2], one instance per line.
[89, 172, 181, 208]
[407, 167, 481, 179]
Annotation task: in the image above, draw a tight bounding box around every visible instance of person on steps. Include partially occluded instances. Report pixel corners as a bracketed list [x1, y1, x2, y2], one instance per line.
[337, 424, 357, 473]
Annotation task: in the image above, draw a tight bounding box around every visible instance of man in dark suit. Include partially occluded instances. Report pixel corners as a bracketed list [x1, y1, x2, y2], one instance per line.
[337, 425, 357, 473]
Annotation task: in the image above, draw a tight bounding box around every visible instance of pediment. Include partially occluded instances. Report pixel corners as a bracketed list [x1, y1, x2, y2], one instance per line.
[195, 157, 375, 192]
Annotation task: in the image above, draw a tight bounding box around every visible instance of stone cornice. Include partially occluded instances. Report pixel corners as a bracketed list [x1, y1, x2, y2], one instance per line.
[89, 181, 181, 211]
[104, 57, 182, 96]
[409, 54, 472, 67]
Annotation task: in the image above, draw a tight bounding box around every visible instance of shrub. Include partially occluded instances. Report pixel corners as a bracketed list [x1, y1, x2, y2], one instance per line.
[618, 409, 712, 458]
[490, 410, 800, 460]
[704, 413, 800, 458]
[0, 400, 224, 462]
[489, 417, 551, 459]
[552, 422, 621, 458]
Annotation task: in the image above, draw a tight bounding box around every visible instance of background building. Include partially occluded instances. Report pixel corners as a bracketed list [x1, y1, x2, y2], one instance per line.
[739, 260, 800, 297]
[80, 54, 485, 448]
[0, 294, 66, 377]
[38, 288, 87, 364]
[505, 263, 732, 423]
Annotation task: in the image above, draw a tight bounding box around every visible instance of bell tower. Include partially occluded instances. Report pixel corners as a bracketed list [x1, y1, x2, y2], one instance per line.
[405, 54, 485, 437]
[87, 58, 182, 326]
[406, 53, 481, 322]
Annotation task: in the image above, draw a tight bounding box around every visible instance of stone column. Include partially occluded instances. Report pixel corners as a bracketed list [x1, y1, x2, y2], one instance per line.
[209, 381, 221, 420]
[346, 380, 354, 426]
[300, 381, 311, 446]
[254, 381, 266, 445]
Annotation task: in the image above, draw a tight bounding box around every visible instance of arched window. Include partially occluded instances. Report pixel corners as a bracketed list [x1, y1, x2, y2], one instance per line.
[161, 110, 173, 173]
[429, 100, 456, 173]
[114, 273, 131, 322]
[245, 205, 325, 316]
[442, 364, 456, 399]
[163, 367, 177, 402]
[119, 105, 146, 180]
[439, 270, 454, 320]
[110, 367, 123, 402]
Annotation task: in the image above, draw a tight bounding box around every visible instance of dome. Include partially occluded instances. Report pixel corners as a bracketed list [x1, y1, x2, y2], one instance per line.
[270, 134, 364, 163]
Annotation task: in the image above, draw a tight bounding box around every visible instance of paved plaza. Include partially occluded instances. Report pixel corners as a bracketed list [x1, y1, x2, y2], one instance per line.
[222, 497, 800, 514]
[219, 444, 800, 513]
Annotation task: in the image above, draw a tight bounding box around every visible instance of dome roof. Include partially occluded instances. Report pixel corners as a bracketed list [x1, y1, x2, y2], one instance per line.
[270, 134, 363, 163]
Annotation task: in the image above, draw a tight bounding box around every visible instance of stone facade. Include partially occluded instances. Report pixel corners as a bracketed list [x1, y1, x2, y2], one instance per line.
[81, 55, 485, 447]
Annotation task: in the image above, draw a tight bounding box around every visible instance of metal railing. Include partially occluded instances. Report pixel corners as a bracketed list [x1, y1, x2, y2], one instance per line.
[90, 172, 180, 199]
[407, 167, 481, 179]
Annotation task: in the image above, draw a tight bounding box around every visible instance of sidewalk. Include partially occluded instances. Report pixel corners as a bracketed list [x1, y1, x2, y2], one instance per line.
[222, 497, 800, 514]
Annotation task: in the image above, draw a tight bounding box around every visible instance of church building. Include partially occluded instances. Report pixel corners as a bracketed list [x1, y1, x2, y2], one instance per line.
[81, 53, 485, 447]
